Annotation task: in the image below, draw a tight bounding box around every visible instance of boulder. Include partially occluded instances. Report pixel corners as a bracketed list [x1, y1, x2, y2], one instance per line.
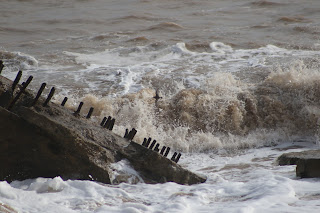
[0, 75, 206, 185]
[277, 150, 320, 178]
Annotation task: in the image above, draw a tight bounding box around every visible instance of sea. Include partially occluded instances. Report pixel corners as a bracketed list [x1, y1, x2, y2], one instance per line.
[1, 0, 320, 212]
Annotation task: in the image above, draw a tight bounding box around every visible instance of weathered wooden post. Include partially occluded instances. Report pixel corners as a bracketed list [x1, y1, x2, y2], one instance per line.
[124, 129, 129, 138]
[100, 117, 107, 126]
[31, 83, 46, 106]
[61, 97, 68, 106]
[103, 116, 112, 128]
[12, 71, 22, 91]
[146, 137, 152, 147]
[142, 138, 147, 146]
[43, 87, 55, 107]
[108, 118, 115, 130]
[127, 128, 137, 140]
[149, 140, 156, 150]
[86, 107, 94, 119]
[160, 146, 166, 155]
[7, 75, 33, 110]
[164, 147, 170, 157]
[175, 153, 182, 163]
[154, 143, 160, 152]
[171, 152, 177, 161]
[73, 102, 83, 116]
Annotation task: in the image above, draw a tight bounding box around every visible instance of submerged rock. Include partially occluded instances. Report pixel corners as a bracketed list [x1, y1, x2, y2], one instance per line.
[0, 75, 206, 185]
[277, 150, 320, 178]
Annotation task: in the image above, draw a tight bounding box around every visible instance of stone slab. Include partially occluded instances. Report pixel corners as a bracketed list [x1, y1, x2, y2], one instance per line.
[277, 150, 320, 178]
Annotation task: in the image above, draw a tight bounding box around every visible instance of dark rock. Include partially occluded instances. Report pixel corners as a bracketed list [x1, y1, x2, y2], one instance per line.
[296, 158, 320, 178]
[277, 150, 320, 178]
[121, 142, 207, 185]
[277, 152, 303, 166]
[0, 75, 206, 185]
[0, 106, 113, 183]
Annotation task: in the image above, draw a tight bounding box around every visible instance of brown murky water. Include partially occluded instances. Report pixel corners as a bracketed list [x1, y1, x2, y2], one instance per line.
[1, 0, 320, 53]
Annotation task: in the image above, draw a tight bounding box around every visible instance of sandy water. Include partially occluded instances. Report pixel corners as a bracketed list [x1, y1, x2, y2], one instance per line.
[1, 0, 320, 212]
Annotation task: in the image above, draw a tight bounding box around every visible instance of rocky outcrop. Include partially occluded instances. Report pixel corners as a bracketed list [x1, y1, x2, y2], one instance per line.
[122, 142, 207, 184]
[0, 106, 113, 183]
[0, 74, 206, 185]
[277, 150, 320, 178]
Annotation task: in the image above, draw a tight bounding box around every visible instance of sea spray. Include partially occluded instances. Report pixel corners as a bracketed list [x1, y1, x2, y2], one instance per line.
[0, 51, 38, 71]
[49, 59, 320, 152]
[3, 42, 320, 152]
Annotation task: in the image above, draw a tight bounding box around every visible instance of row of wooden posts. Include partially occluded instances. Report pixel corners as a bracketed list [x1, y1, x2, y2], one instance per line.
[0, 63, 181, 163]
[142, 137, 181, 163]
[124, 129, 181, 162]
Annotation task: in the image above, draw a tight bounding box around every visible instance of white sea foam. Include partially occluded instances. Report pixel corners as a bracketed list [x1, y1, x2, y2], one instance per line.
[1, 142, 320, 212]
[0, 51, 38, 71]
[3, 42, 318, 99]
[109, 160, 144, 184]
[60, 42, 320, 97]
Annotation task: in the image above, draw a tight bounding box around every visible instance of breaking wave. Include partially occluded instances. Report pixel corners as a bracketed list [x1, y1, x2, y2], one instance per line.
[0, 51, 38, 71]
[54, 59, 320, 152]
[3, 42, 320, 152]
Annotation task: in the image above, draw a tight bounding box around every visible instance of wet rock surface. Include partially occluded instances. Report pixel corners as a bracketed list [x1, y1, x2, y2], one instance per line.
[122, 142, 206, 184]
[277, 150, 320, 178]
[0, 75, 206, 185]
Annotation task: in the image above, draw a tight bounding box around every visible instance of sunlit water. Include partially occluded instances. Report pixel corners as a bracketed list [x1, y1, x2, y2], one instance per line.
[1, 0, 320, 212]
